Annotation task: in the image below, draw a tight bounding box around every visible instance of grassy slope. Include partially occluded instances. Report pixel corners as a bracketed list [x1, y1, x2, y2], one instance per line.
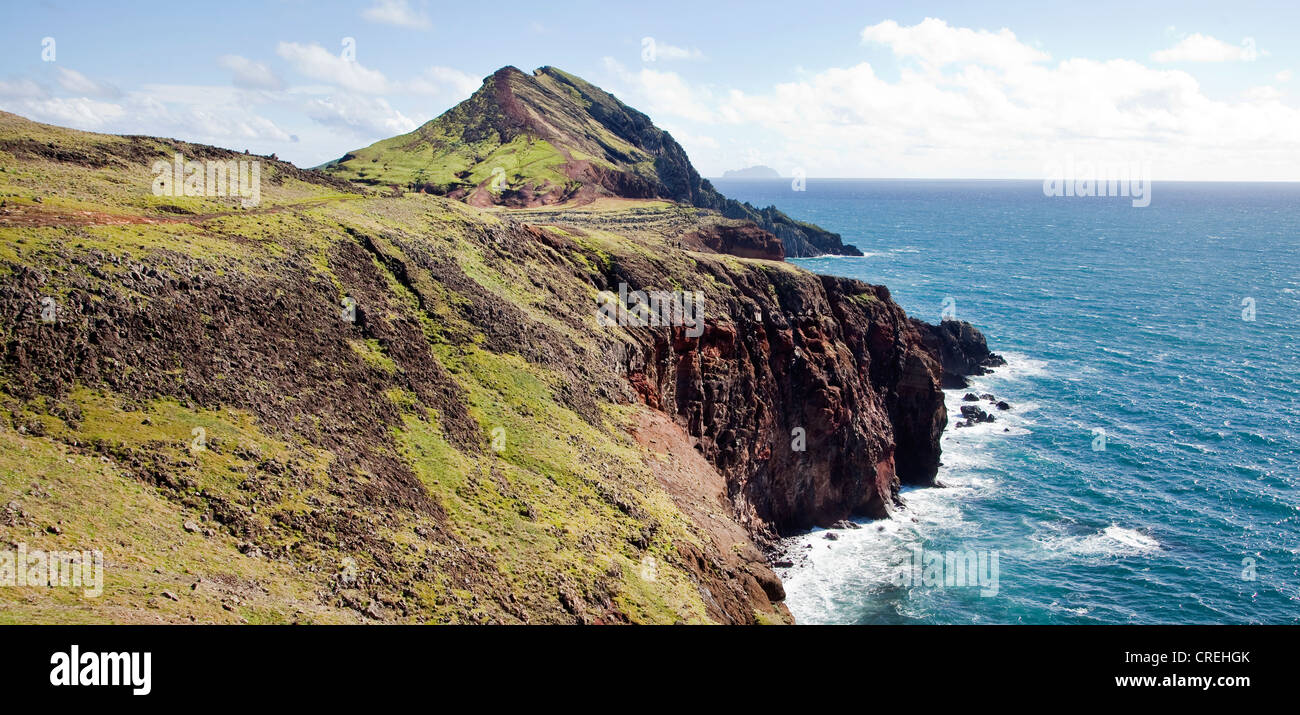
[334, 132, 576, 195]
[0, 112, 788, 624]
[321, 67, 659, 197]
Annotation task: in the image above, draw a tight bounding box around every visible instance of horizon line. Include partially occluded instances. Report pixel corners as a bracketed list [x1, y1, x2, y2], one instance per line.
[707, 177, 1300, 183]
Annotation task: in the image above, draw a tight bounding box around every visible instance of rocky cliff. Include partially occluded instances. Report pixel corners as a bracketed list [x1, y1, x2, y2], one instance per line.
[716, 200, 862, 258]
[598, 258, 947, 535]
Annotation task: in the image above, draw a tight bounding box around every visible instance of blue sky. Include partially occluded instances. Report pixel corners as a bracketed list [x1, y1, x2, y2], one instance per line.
[2, 0, 1298, 179]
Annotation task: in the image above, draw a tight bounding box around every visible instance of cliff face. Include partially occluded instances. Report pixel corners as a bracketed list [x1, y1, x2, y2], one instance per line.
[683, 223, 784, 261]
[597, 257, 947, 536]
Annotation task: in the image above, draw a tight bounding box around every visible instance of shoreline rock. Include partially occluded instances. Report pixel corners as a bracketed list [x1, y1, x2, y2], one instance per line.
[913, 319, 1007, 389]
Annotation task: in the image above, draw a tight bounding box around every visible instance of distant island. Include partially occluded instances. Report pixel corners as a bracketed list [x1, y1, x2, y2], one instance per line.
[720, 165, 782, 179]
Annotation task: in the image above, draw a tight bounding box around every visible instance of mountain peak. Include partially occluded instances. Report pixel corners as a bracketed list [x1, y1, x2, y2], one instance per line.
[324, 64, 702, 207]
[325, 65, 861, 256]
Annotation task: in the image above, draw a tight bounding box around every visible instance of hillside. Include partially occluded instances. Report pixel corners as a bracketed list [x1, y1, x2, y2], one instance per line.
[0, 71, 997, 624]
[323, 66, 861, 257]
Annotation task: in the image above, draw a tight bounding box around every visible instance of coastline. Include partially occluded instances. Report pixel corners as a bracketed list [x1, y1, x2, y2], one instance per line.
[775, 354, 1028, 624]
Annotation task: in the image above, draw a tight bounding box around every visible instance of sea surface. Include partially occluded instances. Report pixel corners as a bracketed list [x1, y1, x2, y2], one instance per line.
[711, 178, 1300, 624]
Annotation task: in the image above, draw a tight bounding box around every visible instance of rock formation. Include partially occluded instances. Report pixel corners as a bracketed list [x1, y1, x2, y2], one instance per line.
[913, 318, 1007, 388]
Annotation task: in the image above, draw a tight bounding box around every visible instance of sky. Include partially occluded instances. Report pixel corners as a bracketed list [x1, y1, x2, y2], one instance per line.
[2, 0, 1298, 179]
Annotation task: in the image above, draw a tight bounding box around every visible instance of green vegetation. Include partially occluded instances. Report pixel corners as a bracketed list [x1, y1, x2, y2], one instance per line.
[322, 67, 668, 202]
[339, 130, 576, 195]
[0, 390, 356, 624]
[399, 347, 711, 624]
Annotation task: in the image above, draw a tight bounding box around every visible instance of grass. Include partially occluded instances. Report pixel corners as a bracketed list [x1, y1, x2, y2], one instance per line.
[403, 345, 712, 624]
[0, 389, 356, 624]
[349, 338, 397, 374]
[333, 129, 576, 194]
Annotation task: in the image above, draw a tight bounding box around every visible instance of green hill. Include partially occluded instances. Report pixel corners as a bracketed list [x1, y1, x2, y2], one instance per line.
[324, 66, 862, 257]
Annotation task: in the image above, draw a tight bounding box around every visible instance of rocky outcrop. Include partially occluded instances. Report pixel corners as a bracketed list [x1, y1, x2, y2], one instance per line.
[716, 200, 863, 257]
[913, 318, 1007, 388]
[589, 248, 949, 537]
[683, 223, 784, 261]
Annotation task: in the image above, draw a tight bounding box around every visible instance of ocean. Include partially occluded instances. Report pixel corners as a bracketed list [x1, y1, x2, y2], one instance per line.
[711, 178, 1300, 624]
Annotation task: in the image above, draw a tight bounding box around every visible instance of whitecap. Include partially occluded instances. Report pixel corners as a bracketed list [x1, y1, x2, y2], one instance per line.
[1172, 441, 1214, 454]
[1035, 525, 1161, 558]
[1048, 601, 1091, 617]
[988, 352, 1049, 380]
[782, 343, 1035, 623]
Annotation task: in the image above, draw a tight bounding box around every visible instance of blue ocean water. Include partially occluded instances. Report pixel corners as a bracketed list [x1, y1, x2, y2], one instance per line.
[712, 179, 1300, 624]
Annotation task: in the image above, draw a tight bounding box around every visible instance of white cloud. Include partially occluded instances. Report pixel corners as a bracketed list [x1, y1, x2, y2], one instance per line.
[133, 84, 249, 107]
[861, 18, 1049, 68]
[303, 94, 417, 136]
[602, 57, 716, 122]
[1152, 34, 1260, 63]
[1244, 85, 1282, 102]
[170, 108, 295, 143]
[407, 66, 481, 98]
[361, 0, 431, 30]
[2, 45, 470, 163]
[2, 79, 295, 146]
[0, 78, 46, 99]
[638, 19, 1300, 180]
[218, 55, 284, 90]
[277, 42, 394, 94]
[5, 17, 1296, 180]
[125, 85, 296, 144]
[56, 68, 120, 98]
[0, 64, 402, 164]
[0, 96, 125, 129]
